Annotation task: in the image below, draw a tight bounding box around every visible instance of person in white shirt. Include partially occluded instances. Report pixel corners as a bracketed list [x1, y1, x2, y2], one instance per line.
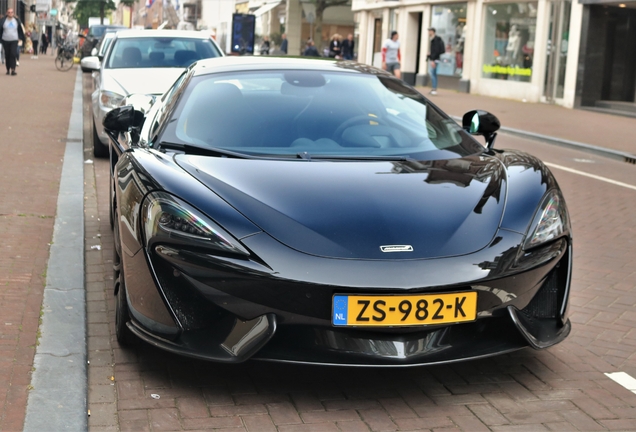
[0, 9, 25, 75]
[381, 31, 401, 79]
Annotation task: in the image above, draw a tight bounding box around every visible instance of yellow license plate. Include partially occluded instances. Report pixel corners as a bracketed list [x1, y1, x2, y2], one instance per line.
[332, 292, 477, 327]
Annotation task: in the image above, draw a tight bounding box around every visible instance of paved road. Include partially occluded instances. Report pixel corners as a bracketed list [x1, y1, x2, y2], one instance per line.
[82, 74, 636, 431]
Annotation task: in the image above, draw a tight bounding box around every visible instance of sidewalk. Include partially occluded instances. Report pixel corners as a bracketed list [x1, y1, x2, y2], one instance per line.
[417, 87, 636, 159]
[0, 55, 77, 430]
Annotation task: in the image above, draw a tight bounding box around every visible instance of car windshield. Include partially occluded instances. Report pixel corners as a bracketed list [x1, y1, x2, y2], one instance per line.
[105, 37, 221, 69]
[90, 26, 123, 38]
[160, 70, 485, 160]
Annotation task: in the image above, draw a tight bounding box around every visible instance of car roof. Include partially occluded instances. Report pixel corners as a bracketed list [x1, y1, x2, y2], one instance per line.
[191, 56, 390, 77]
[113, 30, 212, 40]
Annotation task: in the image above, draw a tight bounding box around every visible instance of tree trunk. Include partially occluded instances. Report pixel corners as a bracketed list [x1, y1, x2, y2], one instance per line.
[313, 5, 325, 54]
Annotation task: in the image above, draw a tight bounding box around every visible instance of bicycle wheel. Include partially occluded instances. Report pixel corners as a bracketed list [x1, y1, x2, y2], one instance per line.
[55, 53, 74, 71]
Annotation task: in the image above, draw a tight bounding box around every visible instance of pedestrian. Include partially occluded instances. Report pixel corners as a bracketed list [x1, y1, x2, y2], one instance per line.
[302, 39, 320, 57]
[41, 32, 49, 55]
[260, 35, 270, 55]
[381, 31, 401, 79]
[0, 8, 26, 76]
[341, 33, 354, 60]
[280, 33, 288, 54]
[328, 34, 342, 59]
[31, 27, 40, 59]
[427, 27, 445, 95]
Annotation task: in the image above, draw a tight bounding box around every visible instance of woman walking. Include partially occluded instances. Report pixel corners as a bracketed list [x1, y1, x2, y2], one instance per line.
[0, 8, 26, 75]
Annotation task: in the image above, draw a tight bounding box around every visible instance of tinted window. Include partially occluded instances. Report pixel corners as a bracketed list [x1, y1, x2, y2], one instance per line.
[105, 37, 221, 69]
[160, 70, 484, 160]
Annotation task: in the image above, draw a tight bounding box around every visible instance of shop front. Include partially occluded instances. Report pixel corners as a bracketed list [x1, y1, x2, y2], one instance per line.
[428, 3, 468, 87]
[352, 0, 584, 105]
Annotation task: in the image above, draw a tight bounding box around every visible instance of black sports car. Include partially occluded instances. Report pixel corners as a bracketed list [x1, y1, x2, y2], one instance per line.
[103, 57, 572, 366]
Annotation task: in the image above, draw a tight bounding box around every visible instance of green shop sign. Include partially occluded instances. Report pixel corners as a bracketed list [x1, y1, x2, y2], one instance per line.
[483, 64, 532, 77]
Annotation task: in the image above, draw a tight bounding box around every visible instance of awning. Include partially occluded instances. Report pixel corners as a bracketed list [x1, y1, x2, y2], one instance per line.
[252, 1, 282, 17]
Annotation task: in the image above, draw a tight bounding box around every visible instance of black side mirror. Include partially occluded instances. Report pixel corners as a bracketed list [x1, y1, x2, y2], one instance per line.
[462, 110, 501, 149]
[103, 105, 144, 132]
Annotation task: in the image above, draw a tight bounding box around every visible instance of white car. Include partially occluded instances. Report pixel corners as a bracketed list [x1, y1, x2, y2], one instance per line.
[83, 30, 223, 157]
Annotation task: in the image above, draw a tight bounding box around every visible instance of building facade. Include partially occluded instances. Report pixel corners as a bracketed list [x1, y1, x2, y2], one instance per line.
[352, 0, 636, 115]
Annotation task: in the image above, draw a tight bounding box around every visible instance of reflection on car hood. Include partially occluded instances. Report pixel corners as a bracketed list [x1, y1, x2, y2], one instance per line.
[177, 155, 507, 260]
[101, 68, 185, 96]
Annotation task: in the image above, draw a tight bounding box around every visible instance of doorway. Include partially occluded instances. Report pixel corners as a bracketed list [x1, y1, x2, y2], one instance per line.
[577, 4, 636, 114]
[544, 0, 571, 102]
[372, 18, 383, 68]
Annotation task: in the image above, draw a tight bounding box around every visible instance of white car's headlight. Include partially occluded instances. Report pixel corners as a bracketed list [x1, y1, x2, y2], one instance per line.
[100, 90, 126, 109]
[524, 189, 570, 250]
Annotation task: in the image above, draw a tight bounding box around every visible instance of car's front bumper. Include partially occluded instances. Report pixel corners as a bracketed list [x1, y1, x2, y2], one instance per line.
[121, 230, 572, 366]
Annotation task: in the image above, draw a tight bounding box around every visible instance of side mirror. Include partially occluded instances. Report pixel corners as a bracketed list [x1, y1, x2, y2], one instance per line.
[80, 55, 100, 71]
[103, 106, 144, 132]
[462, 110, 501, 149]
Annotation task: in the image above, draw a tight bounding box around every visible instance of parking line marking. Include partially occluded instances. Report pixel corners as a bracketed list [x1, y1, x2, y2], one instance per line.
[545, 162, 636, 191]
[605, 372, 636, 394]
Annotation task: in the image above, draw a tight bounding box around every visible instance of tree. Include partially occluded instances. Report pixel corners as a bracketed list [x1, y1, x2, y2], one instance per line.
[63, 0, 135, 28]
[307, 0, 351, 49]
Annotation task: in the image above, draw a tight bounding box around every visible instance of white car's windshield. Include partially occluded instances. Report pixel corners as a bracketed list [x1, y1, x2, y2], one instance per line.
[105, 37, 221, 69]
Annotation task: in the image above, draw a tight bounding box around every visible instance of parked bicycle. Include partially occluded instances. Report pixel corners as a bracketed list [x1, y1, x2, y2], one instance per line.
[55, 41, 76, 71]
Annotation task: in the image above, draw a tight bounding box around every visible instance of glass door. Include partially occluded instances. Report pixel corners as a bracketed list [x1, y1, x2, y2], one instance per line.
[544, 0, 571, 102]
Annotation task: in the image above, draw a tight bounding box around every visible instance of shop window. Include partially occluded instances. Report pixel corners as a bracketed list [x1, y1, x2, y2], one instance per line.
[430, 3, 467, 77]
[482, 2, 537, 82]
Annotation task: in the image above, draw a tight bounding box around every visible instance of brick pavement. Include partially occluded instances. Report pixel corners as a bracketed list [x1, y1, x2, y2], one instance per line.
[0, 55, 77, 430]
[0, 56, 75, 431]
[82, 72, 636, 431]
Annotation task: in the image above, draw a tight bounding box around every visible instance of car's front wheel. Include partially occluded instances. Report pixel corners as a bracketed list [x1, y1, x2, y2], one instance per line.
[93, 120, 109, 158]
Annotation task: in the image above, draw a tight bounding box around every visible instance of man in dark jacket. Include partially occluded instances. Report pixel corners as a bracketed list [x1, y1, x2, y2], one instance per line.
[303, 39, 321, 57]
[0, 8, 25, 75]
[426, 27, 445, 95]
[341, 33, 355, 60]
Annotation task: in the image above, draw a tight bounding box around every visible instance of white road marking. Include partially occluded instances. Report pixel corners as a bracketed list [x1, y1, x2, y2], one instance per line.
[605, 372, 636, 394]
[545, 162, 636, 191]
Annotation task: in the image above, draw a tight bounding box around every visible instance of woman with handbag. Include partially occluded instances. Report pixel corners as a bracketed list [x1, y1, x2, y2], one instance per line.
[329, 34, 342, 59]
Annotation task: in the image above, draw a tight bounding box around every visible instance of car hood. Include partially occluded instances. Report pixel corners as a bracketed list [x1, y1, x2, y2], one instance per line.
[101, 68, 185, 96]
[176, 155, 507, 260]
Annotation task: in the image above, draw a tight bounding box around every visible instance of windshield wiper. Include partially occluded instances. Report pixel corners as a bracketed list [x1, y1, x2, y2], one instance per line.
[156, 142, 250, 159]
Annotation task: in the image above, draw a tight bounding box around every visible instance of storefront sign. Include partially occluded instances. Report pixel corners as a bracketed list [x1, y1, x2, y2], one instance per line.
[482, 64, 532, 77]
[36, 0, 51, 12]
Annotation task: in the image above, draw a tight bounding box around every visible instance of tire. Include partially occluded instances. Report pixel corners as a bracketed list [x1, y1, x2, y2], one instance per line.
[93, 120, 109, 158]
[114, 243, 136, 346]
[55, 53, 74, 71]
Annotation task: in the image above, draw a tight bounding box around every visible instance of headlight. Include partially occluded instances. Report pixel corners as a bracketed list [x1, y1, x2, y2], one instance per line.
[524, 189, 570, 250]
[142, 192, 249, 257]
[100, 90, 126, 109]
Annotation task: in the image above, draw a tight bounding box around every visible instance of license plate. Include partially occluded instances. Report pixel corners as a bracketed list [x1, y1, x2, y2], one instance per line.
[332, 292, 477, 327]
